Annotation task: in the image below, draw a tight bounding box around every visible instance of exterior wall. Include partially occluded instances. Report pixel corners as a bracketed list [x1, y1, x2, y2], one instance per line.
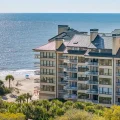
[112, 36, 120, 55]
[34, 49, 120, 106]
[58, 25, 69, 34]
[39, 51, 57, 99]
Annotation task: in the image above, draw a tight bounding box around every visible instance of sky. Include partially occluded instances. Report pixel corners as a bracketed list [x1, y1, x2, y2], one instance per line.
[0, 0, 120, 13]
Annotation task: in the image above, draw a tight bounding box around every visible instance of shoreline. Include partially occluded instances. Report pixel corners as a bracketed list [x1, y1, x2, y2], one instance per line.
[0, 69, 40, 102]
[0, 69, 37, 80]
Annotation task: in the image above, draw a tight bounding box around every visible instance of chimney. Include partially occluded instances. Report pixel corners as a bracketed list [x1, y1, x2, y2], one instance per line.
[90, 29, 99, 41]
[112, 34, 120, 55]
[58, 25, 69, 34]
[55, 38, 64, 50]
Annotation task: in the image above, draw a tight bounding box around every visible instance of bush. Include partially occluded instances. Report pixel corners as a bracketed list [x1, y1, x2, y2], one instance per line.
[0, 113, 25, 120]
[56, 109, 105, 120]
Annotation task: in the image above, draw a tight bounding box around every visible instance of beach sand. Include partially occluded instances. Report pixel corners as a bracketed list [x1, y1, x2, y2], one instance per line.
[0, 69, 40, 102]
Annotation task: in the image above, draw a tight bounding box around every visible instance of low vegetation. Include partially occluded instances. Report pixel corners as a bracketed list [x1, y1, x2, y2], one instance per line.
[0, 80, 11, 95]
[0, 98, 120, 120]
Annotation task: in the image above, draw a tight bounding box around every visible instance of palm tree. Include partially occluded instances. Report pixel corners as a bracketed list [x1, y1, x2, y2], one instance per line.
[23, 93, 32, 103]
[5, 75, 14, 88]
[0, 80, 4, 87]
[16, 95, 25, 104]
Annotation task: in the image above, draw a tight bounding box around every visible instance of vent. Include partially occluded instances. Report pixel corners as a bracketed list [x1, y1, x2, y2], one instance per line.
[73, 42, 78, 44]
[94, 43, 99, 46]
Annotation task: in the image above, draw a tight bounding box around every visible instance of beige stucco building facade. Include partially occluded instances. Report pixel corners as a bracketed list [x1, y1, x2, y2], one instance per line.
[33, 25, 120, 106]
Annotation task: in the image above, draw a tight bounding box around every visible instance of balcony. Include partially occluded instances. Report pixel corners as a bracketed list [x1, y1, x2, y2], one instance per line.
[116, 73, 120, 77]
[34, 62, 40, 68]
[78, 87, 88, 92]
[78, 67, 89, 73]
[64, 85, 77, 90]
[85, 61, 98, 66]
[35, 54, 40, 59]
[116, 82, 120, 86]
[87, 89, 98, 94]
[58, 89, 67, 93]
[116, 64, 120, 67]
[116, 102, 120, 105]
[59, 56, 68, 59]
[78, 77, 89, 81]
[99, 91, 112, 95]
[69, 59, 78, 63]
[58, 81, 68, 85]
[64, 68, 77, 72]
[116, 92, 120, 96]
[40, 64, 55, 68]
[64, 77, 77, 81]
[58, 72, 68, 77]
[34, 70, 40, 75]
[41, 79, 55, 84]
[59, 64, 67, 68]
[40, 72, 55, 76]
[99, 73, 112, 76]
[88, 80, 98, 85]
[63, 94, 77, 100]
[41, 56, 56, 59]
[85, 71, 98, 76]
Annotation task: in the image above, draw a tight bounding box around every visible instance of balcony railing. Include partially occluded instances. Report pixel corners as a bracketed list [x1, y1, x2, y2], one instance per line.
[78, 77, 89, 81]
[35, 54, 40, 59]
[99, 91, 112, 95]
[58, 81, 68, 85]
[69, 59, 78, 63]
[99, 73, 112, 76]
[59, 56, 68, 59]
[78, 60, 85, 63]
[78, 87, 88, 91]
[40, 64, 55, 67]
[40, 72, 55, 75]
[41, 80, 55, 84]
[63, 94, 77, 99]
[58, 73, 68, 77]
[88, 80, 98, 84]
[58, 89, 67, 93]
[87, 89, 98, 94]
[85, 62, 98, 66]
[64, 68, 77, 72]
[116, 82, 120, 86]
[85, 71, 98, 75]
[34, 62, 40, 67]
[116, 64, 120, 67]
[99, 63, 112, 66]
[116, 92, 120, 95]
[64, 77, 77, 81]
[116, 73, 120, 76]
[59, 65, 67, 68]
[64, 85, 77, 90]
[99, 101, 111, 104]
[40, 56, 56, 59]
[34, 70, 40, 75]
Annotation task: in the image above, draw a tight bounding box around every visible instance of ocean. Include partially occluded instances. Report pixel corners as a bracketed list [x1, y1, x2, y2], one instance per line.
[0, 13, 120, 70]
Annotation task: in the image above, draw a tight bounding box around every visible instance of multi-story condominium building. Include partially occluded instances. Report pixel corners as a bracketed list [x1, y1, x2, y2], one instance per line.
[33, 25, 120, 106]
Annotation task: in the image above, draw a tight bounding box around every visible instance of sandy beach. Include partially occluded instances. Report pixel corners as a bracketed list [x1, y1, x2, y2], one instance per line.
[0, 69, 40, 102]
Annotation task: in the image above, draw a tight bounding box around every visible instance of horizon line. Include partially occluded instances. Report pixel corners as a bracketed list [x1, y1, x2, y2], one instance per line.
[0, 12, 120, 14]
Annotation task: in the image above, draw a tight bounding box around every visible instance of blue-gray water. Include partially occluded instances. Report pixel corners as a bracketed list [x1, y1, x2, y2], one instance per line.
[0, 13, 120, 70]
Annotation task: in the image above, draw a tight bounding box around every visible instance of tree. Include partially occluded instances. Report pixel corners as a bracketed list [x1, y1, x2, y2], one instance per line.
[16, 95, 25, 104]
[23, 93, 32, 103]
[0, 80, 4, 87]
[104, 105, 120, 120]
[5, 75, 14, 88]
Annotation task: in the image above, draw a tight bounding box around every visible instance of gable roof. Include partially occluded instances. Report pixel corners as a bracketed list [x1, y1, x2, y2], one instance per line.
[67, 34, 90, 48]
[49, 28, 80, 42]
[88, 35, 113, 49]
[33, 41, 56, 51]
